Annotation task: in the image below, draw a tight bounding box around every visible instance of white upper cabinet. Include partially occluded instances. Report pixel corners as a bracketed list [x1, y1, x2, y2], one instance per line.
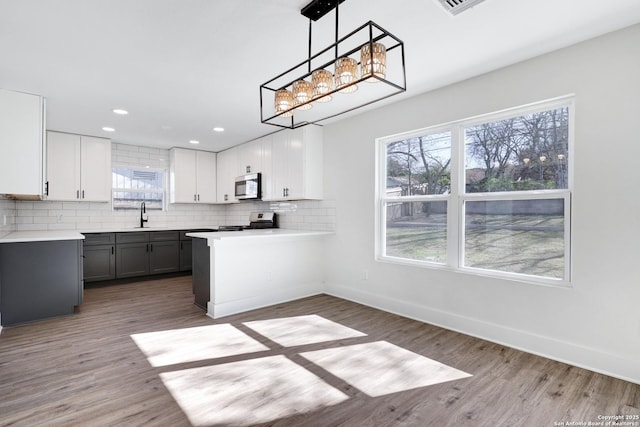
[216, 146, 238, 203]
[0, 89, 45, 198]
[237, 138, 264, 175]
[262, 125, 323, 201]
[169, 148, 217, 203]
[46, 131, 111, 202]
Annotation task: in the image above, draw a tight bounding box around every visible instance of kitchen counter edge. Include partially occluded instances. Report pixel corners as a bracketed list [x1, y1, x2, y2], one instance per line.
[186, 229, 333, 241]
[0, 230, 85, 243]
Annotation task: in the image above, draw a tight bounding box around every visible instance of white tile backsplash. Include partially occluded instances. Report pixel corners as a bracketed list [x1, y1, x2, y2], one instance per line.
[0, 198, 16, 236]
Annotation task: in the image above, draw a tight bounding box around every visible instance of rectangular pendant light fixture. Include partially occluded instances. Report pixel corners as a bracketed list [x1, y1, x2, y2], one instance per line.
[259, 0, 407, 129]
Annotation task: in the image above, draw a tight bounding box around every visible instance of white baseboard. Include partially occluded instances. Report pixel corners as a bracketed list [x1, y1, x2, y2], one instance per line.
[325, 282, 640, 385]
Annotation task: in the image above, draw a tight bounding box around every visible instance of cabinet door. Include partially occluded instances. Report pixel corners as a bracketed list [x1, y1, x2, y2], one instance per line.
[0, 89, 44, 197]
[192, 237, 210, 310]
[286, 128, 305, 199]
[149, 240, 180, 274]
[80, 136, 111, 201]
[116, 242, 149, 278]
[267, 131, 288, 200]
[170, 148, 197, 203]
[46, 131, 81, 201]
[237, 139, 263, 175]
[196, 151, 217, 203]
[216, 147, 238, 203]
[83, 244, 116, 282]
[179, 240, 193, 272]
[261, 135, 273, 200]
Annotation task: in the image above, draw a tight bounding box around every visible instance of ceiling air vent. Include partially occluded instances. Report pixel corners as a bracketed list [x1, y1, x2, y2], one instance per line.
[436, 0, 487, 15]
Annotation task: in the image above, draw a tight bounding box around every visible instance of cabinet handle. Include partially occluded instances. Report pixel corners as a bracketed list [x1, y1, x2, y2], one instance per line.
[194, 194, 197, 201]
[224, 194, 228, 201]
[150, 244, 153, 252]
[111, 246, 114, 255]
[82, 190, 85, 199]
[77, 190, 80, 199]
[45, 181, 49, 196]
[146, 244, 149, 252]
[197, 194, 200, 201]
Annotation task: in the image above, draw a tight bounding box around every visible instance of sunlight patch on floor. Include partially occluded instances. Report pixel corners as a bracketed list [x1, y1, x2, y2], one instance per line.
[300, 341, 472, 397]
[130, 324, 269, 367]
[159, 355, 349, 427]
[243, 314, 367, 347]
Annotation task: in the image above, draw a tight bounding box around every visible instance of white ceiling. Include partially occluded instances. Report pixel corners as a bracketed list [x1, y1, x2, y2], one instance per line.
[1, 0, 639, 152]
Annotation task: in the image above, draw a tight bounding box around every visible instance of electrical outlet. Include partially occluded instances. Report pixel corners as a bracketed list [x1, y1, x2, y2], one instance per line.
[2, 215, 6, 226]
[362, 270, 369, 281]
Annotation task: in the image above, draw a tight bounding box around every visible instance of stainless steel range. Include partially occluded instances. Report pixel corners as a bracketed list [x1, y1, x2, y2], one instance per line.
[217, 211, 277, 231]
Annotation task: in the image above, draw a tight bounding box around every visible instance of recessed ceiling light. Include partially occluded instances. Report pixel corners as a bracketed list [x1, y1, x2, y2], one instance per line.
[112, 109, 128, 115]
[213, 127, 224, 132]
[189, 140, 200, 145]
[102, 127, 115, 132]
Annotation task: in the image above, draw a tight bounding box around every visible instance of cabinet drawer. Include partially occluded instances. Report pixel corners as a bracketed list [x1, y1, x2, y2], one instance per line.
[83, 232, 115, 245]
[149, 231, 179, 242]
[116, 232, 149, 244]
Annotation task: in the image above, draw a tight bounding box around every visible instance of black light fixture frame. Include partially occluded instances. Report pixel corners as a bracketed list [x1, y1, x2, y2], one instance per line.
[260, 0, 407, 129]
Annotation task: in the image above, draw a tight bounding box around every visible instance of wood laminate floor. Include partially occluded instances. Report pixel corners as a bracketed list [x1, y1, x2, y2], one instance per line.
[0, 276, 638, 427]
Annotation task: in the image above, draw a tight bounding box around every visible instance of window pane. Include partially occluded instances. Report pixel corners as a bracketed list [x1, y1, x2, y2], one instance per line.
[385, 201, 447, 263]
[386, 131, 451, 196]
[112, 167, 164, 210]
[464, 199, 565, 279]
[465, 107, 569, 193]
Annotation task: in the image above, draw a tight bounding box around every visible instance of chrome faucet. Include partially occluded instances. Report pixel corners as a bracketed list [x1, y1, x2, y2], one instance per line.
[140, 202, 148, 228]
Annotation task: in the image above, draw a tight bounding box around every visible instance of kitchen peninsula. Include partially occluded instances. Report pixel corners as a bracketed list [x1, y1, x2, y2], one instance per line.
[187, 229, 331, 319]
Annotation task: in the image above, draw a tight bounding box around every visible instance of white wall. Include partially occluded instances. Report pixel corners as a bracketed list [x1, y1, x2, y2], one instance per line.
[322, 24, 640, 383]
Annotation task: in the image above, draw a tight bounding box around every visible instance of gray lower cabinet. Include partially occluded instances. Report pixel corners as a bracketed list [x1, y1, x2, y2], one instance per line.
[83, 233, 116, 282]
[114, 231, 180, 279]
[192, 237, 210, 310]
[83, 229, 202, 282]
[149, 240, 180, 274]
[116, 242, 150, 278]
[0, 239, 83, 326]
[180, 240, 192, 272]
[179, 231, 196, 272]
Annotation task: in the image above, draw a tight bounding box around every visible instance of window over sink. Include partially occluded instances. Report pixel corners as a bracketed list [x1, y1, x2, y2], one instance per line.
[112, 167, 166, 211]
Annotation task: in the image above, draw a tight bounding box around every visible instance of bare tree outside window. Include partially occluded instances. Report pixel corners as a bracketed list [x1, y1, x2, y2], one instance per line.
[465, 107, 569, 193]
[384, 131, 451, 263]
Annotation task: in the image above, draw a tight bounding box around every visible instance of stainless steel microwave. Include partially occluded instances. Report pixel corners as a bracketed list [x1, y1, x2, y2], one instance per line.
[235, 173, 261, 200]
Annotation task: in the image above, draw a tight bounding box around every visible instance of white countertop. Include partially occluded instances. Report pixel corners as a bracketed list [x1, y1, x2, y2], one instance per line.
[79, 226, 219, 233]
[0, 230, 85, 243]
[187, 229, 333, 240]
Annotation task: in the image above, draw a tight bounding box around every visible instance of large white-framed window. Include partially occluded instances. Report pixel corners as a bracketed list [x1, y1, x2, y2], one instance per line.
[376, 96, 573, 286]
